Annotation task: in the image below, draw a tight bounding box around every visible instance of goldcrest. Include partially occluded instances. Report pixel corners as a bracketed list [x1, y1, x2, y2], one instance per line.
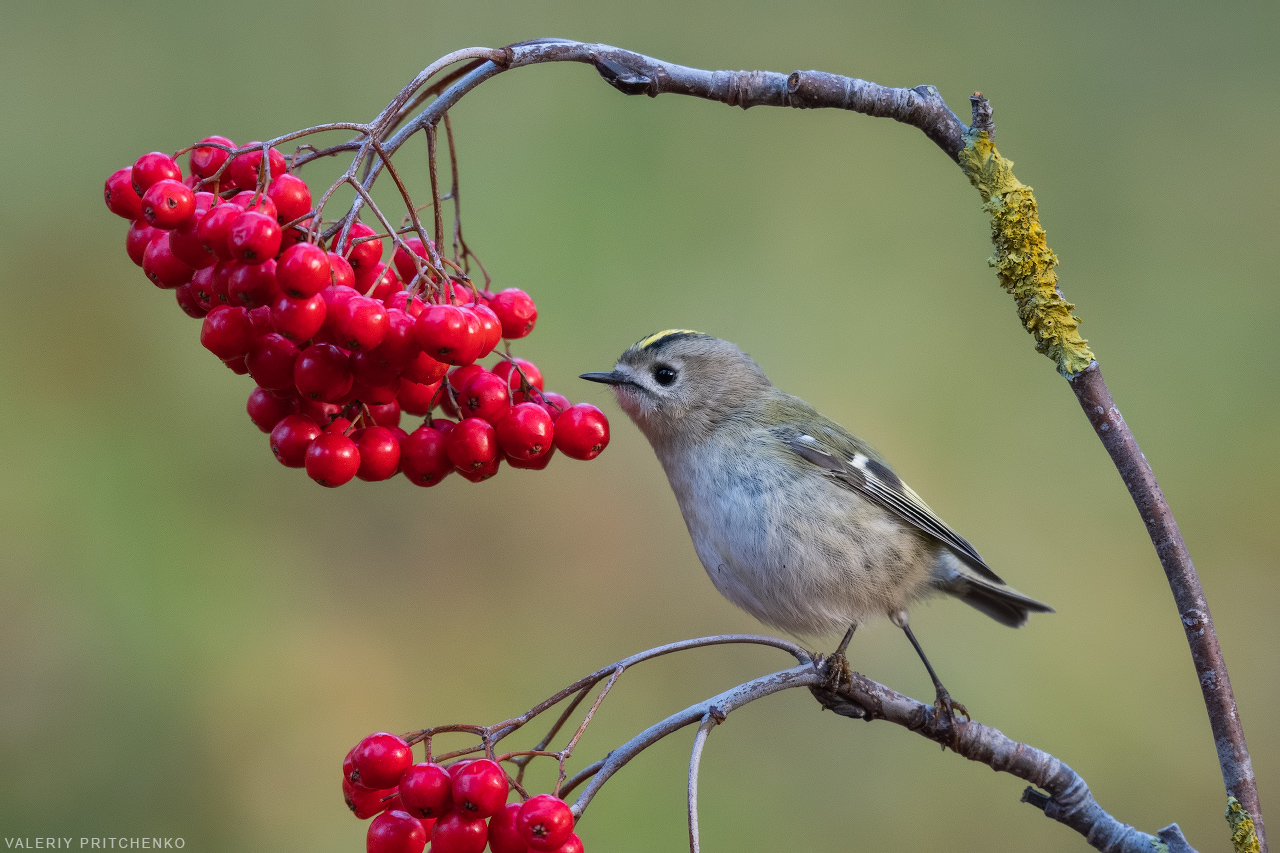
[582, 330, 1052, 709]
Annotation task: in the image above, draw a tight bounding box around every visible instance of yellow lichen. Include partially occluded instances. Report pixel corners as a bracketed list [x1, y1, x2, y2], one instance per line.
[957, 131, 1094, 376]
[1226, 797, 1261, 853]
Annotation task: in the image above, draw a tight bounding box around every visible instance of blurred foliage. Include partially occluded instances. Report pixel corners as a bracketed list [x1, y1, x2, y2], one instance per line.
[1, 1, 1277, 850]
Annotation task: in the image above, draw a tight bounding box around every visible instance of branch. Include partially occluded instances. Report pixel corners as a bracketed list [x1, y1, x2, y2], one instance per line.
[810, 667, 1199, 853]
[511, 644, 1199, 853]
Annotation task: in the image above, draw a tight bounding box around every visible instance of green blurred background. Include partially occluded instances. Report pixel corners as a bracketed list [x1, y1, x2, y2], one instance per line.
[2, 1, 1276, 850]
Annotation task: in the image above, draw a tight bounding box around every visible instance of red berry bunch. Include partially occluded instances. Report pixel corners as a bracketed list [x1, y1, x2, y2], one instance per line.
[106, 140, 610, 488]
[343, 733, 585, 853]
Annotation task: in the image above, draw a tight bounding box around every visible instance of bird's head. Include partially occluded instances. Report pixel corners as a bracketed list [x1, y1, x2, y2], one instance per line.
[580, 330, 772, 447]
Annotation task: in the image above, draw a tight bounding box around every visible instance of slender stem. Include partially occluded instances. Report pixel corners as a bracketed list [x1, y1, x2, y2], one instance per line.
[556, 667, 624, 795]
[1070, 363, 1264, 845]
[687, 714, 718, 853]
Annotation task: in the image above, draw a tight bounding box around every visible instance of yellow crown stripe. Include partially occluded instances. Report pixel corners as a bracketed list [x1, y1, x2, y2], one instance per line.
[636, 329, 703, 350]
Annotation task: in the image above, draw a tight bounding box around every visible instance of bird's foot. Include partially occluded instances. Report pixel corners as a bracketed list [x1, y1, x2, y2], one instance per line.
[932, 687, 970, 740]
[823, 651, 852, 690]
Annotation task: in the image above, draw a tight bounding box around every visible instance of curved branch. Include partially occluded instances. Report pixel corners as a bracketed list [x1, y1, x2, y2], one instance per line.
[687, 713, 719, 853]
[1071, 363, 1262, 841]
[811, 669, 1198, 853]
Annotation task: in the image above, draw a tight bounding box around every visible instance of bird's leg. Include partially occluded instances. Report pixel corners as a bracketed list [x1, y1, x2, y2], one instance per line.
[900, 623, 969, 725]
[823, 623, 856, 688]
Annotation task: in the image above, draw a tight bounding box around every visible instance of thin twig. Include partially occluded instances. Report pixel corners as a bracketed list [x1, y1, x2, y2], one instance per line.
[687, 713, 719, 853]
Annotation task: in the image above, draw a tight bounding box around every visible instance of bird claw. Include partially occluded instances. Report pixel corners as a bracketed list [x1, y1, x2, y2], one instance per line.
[824, 651, 852, 690]
[933, 688, 970, 728]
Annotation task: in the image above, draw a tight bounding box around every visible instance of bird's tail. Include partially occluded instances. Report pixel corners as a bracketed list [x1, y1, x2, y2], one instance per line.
[934, 554, 1054, 628]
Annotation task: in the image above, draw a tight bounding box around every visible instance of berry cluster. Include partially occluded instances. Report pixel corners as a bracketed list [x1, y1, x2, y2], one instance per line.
[105, 140, 609, 487]
[345, 732, 584, 853]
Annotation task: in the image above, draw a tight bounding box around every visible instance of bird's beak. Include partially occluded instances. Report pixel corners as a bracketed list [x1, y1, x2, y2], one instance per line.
[579, 371, 629, 386]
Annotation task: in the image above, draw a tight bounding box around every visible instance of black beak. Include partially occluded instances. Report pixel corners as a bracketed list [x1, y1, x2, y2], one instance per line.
[579, 371, 629, 386]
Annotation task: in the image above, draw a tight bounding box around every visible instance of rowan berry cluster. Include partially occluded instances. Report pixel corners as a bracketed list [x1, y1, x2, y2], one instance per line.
[345, 732, 584, 853]
[104, 139, 609, 487]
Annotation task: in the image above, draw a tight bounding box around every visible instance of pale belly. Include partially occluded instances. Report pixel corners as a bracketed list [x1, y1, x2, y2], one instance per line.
[659, 438, 938, 638]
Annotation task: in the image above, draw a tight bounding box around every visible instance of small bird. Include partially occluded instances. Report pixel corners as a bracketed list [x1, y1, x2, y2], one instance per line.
[581, 330, 1052, 715]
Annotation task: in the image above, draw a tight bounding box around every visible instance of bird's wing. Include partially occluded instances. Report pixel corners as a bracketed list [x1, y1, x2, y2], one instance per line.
[775, 422, 1005, 584]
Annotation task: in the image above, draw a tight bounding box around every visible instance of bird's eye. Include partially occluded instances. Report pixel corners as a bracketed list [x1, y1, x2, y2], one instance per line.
[654, 366, 677, 386]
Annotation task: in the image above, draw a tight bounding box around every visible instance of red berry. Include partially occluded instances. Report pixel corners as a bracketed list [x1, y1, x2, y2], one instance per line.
[104, 168, 143, 219]
[368, 401, 402, 428]
[327, 252, 356, 290]
[305, 432, 360, 487]
[293, 343, 353, 402]
[430, 812, 488, 853]
[168, 210, 216, 269]
[516, 795, 574, 852]
[197, 203, 243, 261]
[392, 236, 432, 283]
[363, 264, 401, 301]
[397, 763, 452, 820]
[143, 231, 194, 288]
[131, 152, 182, 195]
[450, 758, 508, 818]
[228, 211, 281, 263]
[299, 399, 343, 428]
[141, 179, 195, 229]
[386, 290, 426, 318]
[538, 389, 569, 421]
[247, 386, 299, 433]
[415, 305, 483, 366]
[223, 355, 250, 374]
[189, 135, 235, 180]
[489, 288, 537, 339]
[368, 309, 420, 367]
[200, 305, 254, 359]
[336, 295, 389, 351]
[367, 810, 427, 853]
[351, 377, 401, 405]
[447, 364, 486, 394]
[399, 426, 452, 487]
[126, 220, 162, 266]
[488, 802, 528, 853]
[266, 173, 311, 224]
[492, 359, 544, 393]
[506, 445, 555, 471]
[401, 350, 449, 385]
[553, 404, 610, 461]
[343, 775, 398, 821]
[174, 283, 208, 318]
[549, 833, 583, 853]
[228, 258, 280, 307]
[445, 418, 499, 479]
[325, 416, 353, 435]
[228, 143, 286, 191]
[333, 221, 384, 279]
[209, 260, 238, 305]
[277, 243, 331, 299]
[353, 426, 401, 481]
[397, 379, 442, 416]
[351, 733, 415, 790]
[246, 332, 300, 391]
[189, 268, 216, 311]
[471, 303, 502, 356]
[279, 225, 308, 255]
[351, 349, 402, 388]
[457, 371, 511, 424]
[229, 190, 278, 220]
[495, 403, 553, 461]
[248, 304, 272, 337]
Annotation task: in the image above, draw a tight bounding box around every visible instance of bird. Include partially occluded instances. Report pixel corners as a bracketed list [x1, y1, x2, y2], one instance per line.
[580, 330, 1052, 717]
